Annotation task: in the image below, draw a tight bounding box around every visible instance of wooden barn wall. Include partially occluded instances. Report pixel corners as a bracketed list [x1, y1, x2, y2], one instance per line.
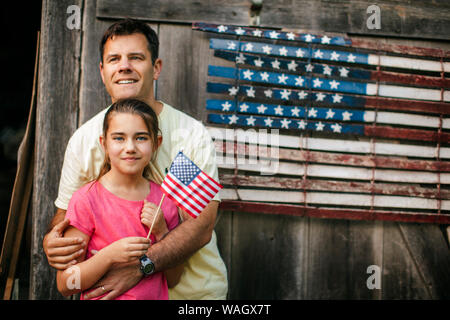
[32, 0, 450, 299]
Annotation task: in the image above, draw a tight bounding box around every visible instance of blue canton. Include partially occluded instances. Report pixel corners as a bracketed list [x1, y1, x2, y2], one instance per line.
[169, 152, 201, 186]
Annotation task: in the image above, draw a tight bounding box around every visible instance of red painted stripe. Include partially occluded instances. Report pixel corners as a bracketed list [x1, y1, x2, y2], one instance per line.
[364, 125, 450, 143]
[364, 96, 450, 115]
[370, 70, 450, 89]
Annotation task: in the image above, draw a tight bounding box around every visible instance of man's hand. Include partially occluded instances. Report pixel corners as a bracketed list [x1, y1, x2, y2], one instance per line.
[83, 262, 142, 300]
[43, 218, 85, 270]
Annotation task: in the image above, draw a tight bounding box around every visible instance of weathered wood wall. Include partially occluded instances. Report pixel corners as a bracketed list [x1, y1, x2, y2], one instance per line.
[32, 0, 450, 299]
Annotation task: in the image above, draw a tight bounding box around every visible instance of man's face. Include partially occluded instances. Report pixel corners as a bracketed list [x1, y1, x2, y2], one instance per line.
[99, 33, 161, 104]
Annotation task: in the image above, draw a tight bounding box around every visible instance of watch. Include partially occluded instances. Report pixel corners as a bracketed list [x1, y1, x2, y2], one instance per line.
[139, 254, 155, 276]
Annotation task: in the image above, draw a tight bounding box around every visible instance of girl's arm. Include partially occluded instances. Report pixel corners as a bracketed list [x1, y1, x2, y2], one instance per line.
[56, 226, 150, 297]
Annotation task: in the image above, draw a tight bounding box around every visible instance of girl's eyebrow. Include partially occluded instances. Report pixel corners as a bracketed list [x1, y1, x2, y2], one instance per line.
[110, 132, 150, 135]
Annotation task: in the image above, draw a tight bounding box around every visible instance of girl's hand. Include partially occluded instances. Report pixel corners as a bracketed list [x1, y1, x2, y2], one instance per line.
[141, 199, 169, 241]
[103, 237, 150, 265]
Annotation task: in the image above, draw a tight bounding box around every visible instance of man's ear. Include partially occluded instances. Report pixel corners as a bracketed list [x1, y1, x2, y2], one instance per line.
[153, 58, 162, 81]
[99, 62, 105, 84]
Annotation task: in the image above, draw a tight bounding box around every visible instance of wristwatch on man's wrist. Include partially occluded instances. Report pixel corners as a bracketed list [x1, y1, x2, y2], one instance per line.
[139, 254, 155, 277]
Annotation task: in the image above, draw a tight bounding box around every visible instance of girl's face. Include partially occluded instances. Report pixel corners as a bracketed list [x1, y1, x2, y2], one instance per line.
[102, 112, 154, 177]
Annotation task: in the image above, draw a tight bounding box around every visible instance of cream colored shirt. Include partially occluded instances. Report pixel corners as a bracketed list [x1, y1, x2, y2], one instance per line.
[55, 102, 228, 300]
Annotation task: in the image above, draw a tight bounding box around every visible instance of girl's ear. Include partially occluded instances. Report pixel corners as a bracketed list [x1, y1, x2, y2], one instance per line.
[99, 135, 105, 150]
[157, 135, 162, 149]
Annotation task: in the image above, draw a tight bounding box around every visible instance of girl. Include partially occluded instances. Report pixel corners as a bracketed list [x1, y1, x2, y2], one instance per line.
[56, 99, 182, 299]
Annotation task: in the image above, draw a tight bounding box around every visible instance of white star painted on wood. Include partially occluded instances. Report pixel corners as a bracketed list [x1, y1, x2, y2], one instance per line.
[269, 30, 280, 39]
[246, 87, 255, 97]
[243, 69, 254, 80]
[315, 121, 325, 131]
[254, 58, 264, 67]
[278, 74, 288, 84]
[298, 119, 307, 129]
[286, 32, 296, 40]
[298, 90, 308, 99]
[218, 25, 228, 33]
[313, 78, 323, 88]
[308, 107, 318, 118]
[295, 76, 305, 87]
[281, 118, 291, 129]
[322, 65, 332, 76]
[314, 49, 324, 59]
[330, 51, 340, 61]
[321, 35, 331, 44]
[244, 43, 254, 52]
[305, 64, 314, 72]
[342, 111, 353, 121]
[291, 107, 301, 117]
[332, 94, 343, 103]
[287, 60, 298, 71]
[257, 104, 267, 114]
[235, 27, 245, 35]
[326, 109, 335, 119]
[262, 45, 272, 54]
[280, 89, 291, 100]
[347, 53, 356, 63]
[274, 105, 284, 116]
[236, 53, 246, 64]
[339, 67, 349, 77]
[304, 34, 315, 42]
[264, 117, 273, 127]
[296, 48, 305, 57]
[228, 114, 238, 124]
[315, 92, 326, 101]
[221, 101, 232, 111]
[279, 47, 288, 56]
[247, 116, 256, 126]
[239, 103, 249, 112]
[271, 59, 281, 69]
[329, 80, 340, 89]
[228, 86, 239, 96]
[227, 41, 236, 50]
[264, 89, 273, 97]
[260, 72, 269, 81]
[252, 29, 263, 37]
[331, 123, 342, 133]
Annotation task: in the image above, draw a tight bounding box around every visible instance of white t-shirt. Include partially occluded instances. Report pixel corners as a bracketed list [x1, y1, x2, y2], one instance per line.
[55, 102, 228, 299]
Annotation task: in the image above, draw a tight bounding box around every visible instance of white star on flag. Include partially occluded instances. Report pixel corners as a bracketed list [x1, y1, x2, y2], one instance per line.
[228, 114, 238, 124]
[227, 41, 236, 50]
[280, 89, 291, 100]
[308, 107, 318, 118]
[295, 76, 305, 86]
[314, 50, 324, 59]
[315, 92, 326, 101]
[281, 118, 291, 129]
[347, 53, 356, 63]
[239, 103, 249, 112]
[244, 43, 254, 52]
[339, 67, 349, 77]
[298, 91, 308, 99]
[228, 86, 239, 96]
[287, 60, 298, 71]
[260, 72, 269, 81]
[217, 25, 227, 33]
[321, 35, 331, 44]
[236, 53, 246, 64]
[274, 105, 284, 115]
[264, 89, 273, 97]
[262, 45, 272, 54]
[269, 31, 279, 39]
[257, 104, 267, 114]
[331, 123, 342, 133]
[264, 117, 273, 127]
[279, 47, 288, 56]
[291, 107, 301, 117]
[330, 51, 340, 61]
[243, 69, 254, 80]
[315, 122, 325, 131]
[296, 48, 305, 57]
[304, 34, 315, 42]
[326, 109, 335, 119]
[342, 111, 353, 121]
[313, 78, 323, 88]
[271, 59, 281, 69]
[235, 27, 245, 35]
[221, 101, 232, 111]
[246, 87, 255, 97]
[254, 58, 264, 67]
[247, 116, 256, 126]
[286, 32, 296, 40]
[322, 65, 332, 76]
[332, 94, 343, 103]
[306, 64, 314, 72]
[298, 119, 307, 129]
[278, 74, 288, 84]
[329, 80, 340, 89]
[253, 29, 262, 37]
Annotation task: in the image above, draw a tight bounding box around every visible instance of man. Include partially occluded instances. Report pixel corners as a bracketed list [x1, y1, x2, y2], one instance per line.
[43, 19, 228, 300]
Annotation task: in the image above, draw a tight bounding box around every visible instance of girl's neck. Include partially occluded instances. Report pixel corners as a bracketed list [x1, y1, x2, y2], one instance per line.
[99, 169, 150, 201]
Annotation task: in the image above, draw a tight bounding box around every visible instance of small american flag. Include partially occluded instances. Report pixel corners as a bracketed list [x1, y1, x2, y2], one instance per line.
[160, 151, 223, 218]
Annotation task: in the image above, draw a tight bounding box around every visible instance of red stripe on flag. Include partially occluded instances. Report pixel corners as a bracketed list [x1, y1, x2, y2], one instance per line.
[161, 185, 200, 218]
[191, 179, 215, 199]
[161, 182, 202, 217]
[186, 182, 211, 204]
[199, 171, 223, 190]
[165, 174, 205, 212]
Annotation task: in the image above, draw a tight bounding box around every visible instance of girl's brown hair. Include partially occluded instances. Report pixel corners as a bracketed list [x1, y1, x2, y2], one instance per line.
[96, 98, 161, 182]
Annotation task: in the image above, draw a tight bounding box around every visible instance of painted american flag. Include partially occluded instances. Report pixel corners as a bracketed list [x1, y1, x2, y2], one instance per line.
[193, 22, 450, 224]
[161, 151, 223, 218]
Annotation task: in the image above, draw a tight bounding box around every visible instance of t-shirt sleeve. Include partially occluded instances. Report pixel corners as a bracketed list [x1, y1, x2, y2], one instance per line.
[65, 188, 95, 237]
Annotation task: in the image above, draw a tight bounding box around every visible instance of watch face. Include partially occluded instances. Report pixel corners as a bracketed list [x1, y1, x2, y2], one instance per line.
[143, 263, 154, 274]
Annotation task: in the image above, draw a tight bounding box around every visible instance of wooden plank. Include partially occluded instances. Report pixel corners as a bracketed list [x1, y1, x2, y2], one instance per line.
[30, 0, 83, 300]
[96, 0, 450, 41]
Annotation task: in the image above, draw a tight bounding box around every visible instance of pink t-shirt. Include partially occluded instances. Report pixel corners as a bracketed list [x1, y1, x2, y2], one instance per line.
[65, 180, 179, 300]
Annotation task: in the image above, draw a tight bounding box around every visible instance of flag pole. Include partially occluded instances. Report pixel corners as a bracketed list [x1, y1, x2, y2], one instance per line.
[146, 194, 166, 241]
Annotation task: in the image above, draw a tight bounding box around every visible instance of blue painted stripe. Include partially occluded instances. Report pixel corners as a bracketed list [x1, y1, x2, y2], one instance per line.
[210, 38, 369, 65]
[207, 113, 364, 135]
[208, 65, 368, 96]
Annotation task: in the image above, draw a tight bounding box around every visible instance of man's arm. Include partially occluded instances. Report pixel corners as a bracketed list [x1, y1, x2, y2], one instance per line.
[43, 208, 86, 270]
